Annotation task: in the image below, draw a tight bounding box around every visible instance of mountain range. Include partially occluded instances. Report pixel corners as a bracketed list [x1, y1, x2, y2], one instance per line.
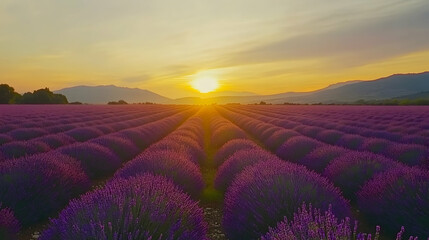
[55, 85, 170, 104]
[54, 71, 429, 104]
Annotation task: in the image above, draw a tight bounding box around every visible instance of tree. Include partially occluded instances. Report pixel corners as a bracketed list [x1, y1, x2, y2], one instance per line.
[108, 100, 128, 105]
[0, 84, 20, 104]
[18, 88, 68, 104]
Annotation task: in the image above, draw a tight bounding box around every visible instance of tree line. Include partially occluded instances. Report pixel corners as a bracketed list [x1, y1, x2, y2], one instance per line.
[0, 84, 68, 104]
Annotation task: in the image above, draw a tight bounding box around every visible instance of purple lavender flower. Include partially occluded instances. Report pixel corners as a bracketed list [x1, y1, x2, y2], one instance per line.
[296, 126, 324, 138]
[149, 138, 204, 166]
[261, 203, 380, 240]
[45, 124, 75, 133]
[360, 138, 392, 154]
[172, 129, 204, 146]
[90, 135, 140, 162]
[116, 128, 153, 148]
[357, 167, 429, 236]
[324, 152, 399, 200]
[386, 143, 427, 167]
[34, 133, 77, 148]
[260, 127, 282, 142]
[215, 148, 273, 192]
[214, 139, 259, 167]
[299, 146, 349, 173]
[58, 143, 122, 179]
[8, 128, 48, 141]
[223, 158, 350, 240]
[64, 127, 104, 142]
[0, 203, 20, 240]
[211, 124, 247, 148]
[40, 174, 208, 240]
[0, 152, 90, 227]
[264, 129, 300, 151]
[93, 124, 115, 134]
[0, 134, 12, 146]
[114, 149, 204, 198]
[316, 129, 344, 144]
[0, 141, 51, 159]
[276, 136, 324, 163]
[337, 134, 366, 150]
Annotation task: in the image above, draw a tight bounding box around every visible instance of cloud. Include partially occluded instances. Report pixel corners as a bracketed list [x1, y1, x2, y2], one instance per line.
[227, 4, 429, 68]
[121, 74, 151, 83]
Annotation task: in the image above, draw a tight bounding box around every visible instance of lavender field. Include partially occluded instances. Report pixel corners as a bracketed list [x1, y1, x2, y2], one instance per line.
[0, 105, 428, 240]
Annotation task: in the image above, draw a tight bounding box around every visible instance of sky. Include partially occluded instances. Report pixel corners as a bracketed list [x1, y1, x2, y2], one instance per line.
[1, 0, 429, 98]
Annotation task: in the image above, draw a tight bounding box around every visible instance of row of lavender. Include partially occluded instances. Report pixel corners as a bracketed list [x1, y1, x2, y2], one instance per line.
[233, 105, 427, 145]
[0, 106, 193, 161]
[216, 106, 429, 238]
[240, 105, 429, 144]
[0, 105, 177, 144]
[207, 110, 377, 239]
[1, 105, 428, 239]
[0, 106, 201, 239]
[37, 109, 211, 239]
[228, 106, 428, 167]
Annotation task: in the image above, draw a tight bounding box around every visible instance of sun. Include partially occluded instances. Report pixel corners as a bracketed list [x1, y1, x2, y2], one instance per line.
[191, 76, 219, 93]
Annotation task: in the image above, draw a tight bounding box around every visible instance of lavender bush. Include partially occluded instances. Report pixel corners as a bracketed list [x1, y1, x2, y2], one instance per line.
[276, 136, 324, 163]
[358, 167, 429, 236]
[0, 134, 12, 145]
[0, 141, 51, 159]
[324, 152, 399, 200]
[172, 129, 204, 146]
[0, 203, 20, 240]
[360, 138, 391, 154]
[261, 203, 379, 240]
[90, 135, 140, 162]
[337, 134, 365, 150]
[64, 127, 104, 142]
[297, 126, 324, 138]
[299, 146, 349, 173]
[40, 174, 208, 240]
[316, 129, 344, 144]
[8, 127, 48, 141]
[34, 133, 77, 148]
[223, 158, 350, 240]
[0, 153, 90, 227]
[114, 150, 204, 198]
[58, 143, 122, 179]
[386, 143, 427, 166]
[264, 129, 299, 151]
[116, 128, 152, 148]
[211, 124, 247, 148]
[149, 138, 204, 166]
[215, 148, 273, 192]
[214, 139, 259, 167]
[260, 127, 282, 142]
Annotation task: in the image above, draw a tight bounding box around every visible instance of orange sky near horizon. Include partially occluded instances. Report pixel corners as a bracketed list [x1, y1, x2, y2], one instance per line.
[1, 0, 429, 98]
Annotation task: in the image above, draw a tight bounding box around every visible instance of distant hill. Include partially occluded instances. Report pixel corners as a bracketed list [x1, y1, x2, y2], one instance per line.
[201, 91, 259, 97]
[173, 72, 429, 104]
[319, 80, 363, 91]
[54, 71, 429, 105]
[272, 72, 429, 104]
[393, 91, 429, 100]
[349, 90, 429, 105]
[55, 85, 170, 104]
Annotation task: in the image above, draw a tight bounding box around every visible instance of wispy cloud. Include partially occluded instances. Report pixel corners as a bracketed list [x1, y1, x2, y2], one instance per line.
[121, 74, 151, 83]
[226, 4, 429, 68]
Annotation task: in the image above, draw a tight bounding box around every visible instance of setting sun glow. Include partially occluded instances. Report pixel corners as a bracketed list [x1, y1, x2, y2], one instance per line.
[191, 77, 219, 93]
